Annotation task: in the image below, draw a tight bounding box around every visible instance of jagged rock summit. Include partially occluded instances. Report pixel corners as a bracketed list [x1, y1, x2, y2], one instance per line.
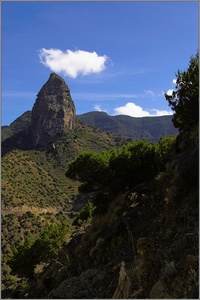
[31, 73, 76, 147]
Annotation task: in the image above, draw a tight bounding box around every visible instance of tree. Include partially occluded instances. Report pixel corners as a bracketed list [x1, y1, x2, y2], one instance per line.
[65, 151, 111, 192]
[66, 140, 159, 195]
[8, 223, 68, 278]
[165, 52, 199, 133]
[109, 140, 157, 190]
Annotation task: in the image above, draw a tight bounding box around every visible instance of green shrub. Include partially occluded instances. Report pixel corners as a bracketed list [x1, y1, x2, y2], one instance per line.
[73, 201, 96, 225]
[109, 140, 158, 191]
[156, 135, 176, 164]
[66, 137, 180, 215]
[8, 222, 68, 278]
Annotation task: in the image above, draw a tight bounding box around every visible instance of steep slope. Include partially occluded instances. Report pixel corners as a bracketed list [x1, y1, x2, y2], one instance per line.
[1, 119, 125, 235]
[1, 120, 127, 294]
[14, 128, 198, 300]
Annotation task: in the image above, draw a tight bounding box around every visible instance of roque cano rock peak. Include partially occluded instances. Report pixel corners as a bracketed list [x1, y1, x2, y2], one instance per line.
[31, 73, 76, 147]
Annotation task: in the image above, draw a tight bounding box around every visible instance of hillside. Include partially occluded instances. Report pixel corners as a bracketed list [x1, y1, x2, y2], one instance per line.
[77, 111, 178, 142]
[1, 73, 126, 270]
[4, 127, 198, 299]
[1, 107, 178, 297]
[2, 110, 178, 144]
[2, 119, 125, 210]
[2, 119, 127, 294]
[2, 111, 32, 142]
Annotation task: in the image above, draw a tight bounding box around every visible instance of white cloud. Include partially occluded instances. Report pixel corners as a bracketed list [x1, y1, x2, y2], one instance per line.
[149, 109, 173, 116]
[114, 102, 150, 117]
[94, 104, 107, 113]
[38, 48, 108, 78]
[113, 102, 173, 117]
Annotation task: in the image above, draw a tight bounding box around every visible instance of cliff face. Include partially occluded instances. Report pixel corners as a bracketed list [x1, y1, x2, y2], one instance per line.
[31, 73, 76, 147]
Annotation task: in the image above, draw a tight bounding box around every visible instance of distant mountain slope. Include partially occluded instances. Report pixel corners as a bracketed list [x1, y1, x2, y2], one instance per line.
[77, 111, 178, 142]
[2, 111, 32, 142]
[2, 110, 178, 144]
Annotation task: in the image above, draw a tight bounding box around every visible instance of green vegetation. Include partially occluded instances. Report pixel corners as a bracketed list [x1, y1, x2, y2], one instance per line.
[2, 135, 177, 287]
[2, 121, 123, 209]
[1, 120, 126, 292]
[66, 137, 177, 213]
[77, 112, 178, 142]
[2, 111, 32, 142]
[73, 201, 96, 226]
[8, 222, 70, 278]
[165, 52, 199, 133]
[1, 149, 75, 208]
[1, 211, 73, 291]
[2, 109, 178, 144]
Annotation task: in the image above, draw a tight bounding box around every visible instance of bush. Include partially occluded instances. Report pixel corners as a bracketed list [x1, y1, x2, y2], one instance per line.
[8, 222, 68, 278]
[156, 135, 177, 168]
[73, 201, 96, 225]
[109, 140, 158, 191]
[66, 151, 111, 192]
[66, 137, 180, 216]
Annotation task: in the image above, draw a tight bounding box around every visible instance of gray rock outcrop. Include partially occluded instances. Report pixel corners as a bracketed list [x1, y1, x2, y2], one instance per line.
[31, 73, 76, 147]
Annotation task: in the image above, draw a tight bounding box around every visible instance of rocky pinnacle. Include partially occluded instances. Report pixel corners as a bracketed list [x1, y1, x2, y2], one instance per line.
[31, 73, 76, 147]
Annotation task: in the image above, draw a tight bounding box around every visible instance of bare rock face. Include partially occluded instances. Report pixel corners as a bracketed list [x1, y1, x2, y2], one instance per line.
[31, 73, 76, 147]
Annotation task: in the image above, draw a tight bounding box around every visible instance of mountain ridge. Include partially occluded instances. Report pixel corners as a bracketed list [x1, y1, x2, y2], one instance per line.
[77, 111, 178, 142]
[2, 110, 178, 146]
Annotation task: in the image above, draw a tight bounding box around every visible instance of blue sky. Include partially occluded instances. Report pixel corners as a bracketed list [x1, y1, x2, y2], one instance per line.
[2, 1, 198, 125]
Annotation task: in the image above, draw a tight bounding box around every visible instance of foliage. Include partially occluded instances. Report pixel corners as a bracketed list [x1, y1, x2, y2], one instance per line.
[109, 140, 158, 190]
[66, 139, 178, 212]
[66, 140, 160, 194]
[165, 52, 199, 133]
[156, 135, 177, 167]
[8, 222, 68, 278]
[66, 137, 178, 214]
[66, 151, 112, 192]
[73, 201, 96, 225]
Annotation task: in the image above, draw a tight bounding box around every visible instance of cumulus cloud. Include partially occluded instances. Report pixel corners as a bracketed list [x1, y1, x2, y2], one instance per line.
[114, 102, 150, 117]
[114, 102, 173, 117]
[38, 48, 108, 78]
